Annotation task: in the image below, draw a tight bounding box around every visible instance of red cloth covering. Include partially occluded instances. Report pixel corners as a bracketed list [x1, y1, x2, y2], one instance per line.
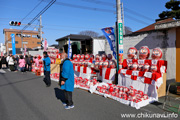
[118, 69, 162, 85]
[100, 68, 102, 76]
[104, 68, 111, 80]
[83, 67, 87, 73]
[77, 66, 81, 72]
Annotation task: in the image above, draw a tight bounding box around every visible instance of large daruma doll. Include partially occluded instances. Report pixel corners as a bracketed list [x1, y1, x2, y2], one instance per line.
[138, 46, 151, 71]
[122, 47, 138, 69]
[151, 47, 167, 73]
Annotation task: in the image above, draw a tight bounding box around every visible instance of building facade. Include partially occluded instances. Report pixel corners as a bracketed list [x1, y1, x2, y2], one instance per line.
[3, 29, 42, 54]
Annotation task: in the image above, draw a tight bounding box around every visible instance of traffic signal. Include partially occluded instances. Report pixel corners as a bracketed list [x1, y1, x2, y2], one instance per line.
[9, 21, 21, 26]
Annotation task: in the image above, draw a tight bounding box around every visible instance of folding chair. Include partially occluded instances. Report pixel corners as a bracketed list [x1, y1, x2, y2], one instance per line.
[163, 82, 180, 113]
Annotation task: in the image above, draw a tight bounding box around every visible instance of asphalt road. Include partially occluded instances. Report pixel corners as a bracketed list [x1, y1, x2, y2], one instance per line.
[0, 69, 179, 120]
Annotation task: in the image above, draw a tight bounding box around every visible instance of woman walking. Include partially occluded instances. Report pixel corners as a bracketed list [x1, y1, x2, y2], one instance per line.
[19, 55, 26, 73]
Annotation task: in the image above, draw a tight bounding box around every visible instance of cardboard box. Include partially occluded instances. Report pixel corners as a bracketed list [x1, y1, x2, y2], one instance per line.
[51, 64, 60, 74]
[157, 73, 166, 97]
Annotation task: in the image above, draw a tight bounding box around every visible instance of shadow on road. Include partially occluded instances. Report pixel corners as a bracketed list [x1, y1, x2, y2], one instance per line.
[54, 88, 66, 103]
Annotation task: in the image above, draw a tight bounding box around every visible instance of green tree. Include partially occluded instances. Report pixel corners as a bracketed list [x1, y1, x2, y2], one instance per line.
[159, 0, 180, 19]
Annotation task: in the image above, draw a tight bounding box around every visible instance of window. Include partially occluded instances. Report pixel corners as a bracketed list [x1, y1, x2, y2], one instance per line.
[32, 35, 40, 39]
[37, 42, 41, 44]
[15, 41, 18, 44]
[23, 42, 28, 44]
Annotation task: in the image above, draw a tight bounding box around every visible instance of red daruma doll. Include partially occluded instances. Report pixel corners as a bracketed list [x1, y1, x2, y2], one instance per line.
[152, 47, 162, 60]
[122, 47, 138, 69]
[95, 54, 100, 61]
[76, 54, 81, 66]
[73, 54, 77, 60]
[132, 62, 138, 71]
[138, 46, 150, 71]
[150, 64, 158, 73]
[84, 54, 90, 67]
[102, 60, 109, 68]
[107, 54, 113, 61]
[109, 60, 117, 68]
[101, 54, 107, 62]
[143, 63, 150, 72]
[90, 54, 94, 62]
[151, 47, 167, 73]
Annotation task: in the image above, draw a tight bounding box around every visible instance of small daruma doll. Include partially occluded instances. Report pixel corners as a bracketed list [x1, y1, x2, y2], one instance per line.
[76, 54, 81, 66]
[150, 64, 158, 73]
[122, 47, 138, 69]
[132, 62, 138, 71]
[102, 61, 109, 68]
[94, 61, 100, 69]
[107, 54, 113, 61]
[143, 63, 150, 72]
[73, 54, 77, 60]
[101, 54, 107, 62]
[90, 54, 94, 62]
[95, 54, 100, 61]
[84, 54, 90, 67]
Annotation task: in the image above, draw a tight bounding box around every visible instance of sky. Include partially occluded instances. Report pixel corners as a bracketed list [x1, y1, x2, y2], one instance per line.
[0, 0, 170, 45]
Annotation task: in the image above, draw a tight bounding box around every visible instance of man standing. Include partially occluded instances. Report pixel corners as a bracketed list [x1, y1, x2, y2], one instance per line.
[59, 52, 74, 109]
[43, 51, 51, 87]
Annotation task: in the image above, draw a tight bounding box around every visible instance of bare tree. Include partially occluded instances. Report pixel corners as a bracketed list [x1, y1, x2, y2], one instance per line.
[125, 26, 132, 35]
[79, 30, 99, 38]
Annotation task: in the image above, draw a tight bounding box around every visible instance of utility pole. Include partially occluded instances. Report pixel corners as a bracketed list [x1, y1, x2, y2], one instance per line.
[116, 0, 122, 72]
[39, 15, 43, 49]
[21, 30, 23, 55]
[121, 2, 125, 35]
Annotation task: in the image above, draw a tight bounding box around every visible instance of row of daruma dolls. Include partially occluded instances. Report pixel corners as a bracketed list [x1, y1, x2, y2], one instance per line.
[71, 54, 117, 69]
[122, 46, 167, 74]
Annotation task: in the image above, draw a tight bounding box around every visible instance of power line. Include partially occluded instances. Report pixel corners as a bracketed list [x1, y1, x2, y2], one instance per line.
[42, 0, 115, 13]
[81, 0, 154, 22]
[124, 7, 154, 22]
[81, 0, 115, 6]
[43, 24, 101, 29]
[42, 0, 149, 25]
[22, 0, 56, 31]
[125, 14, 149, 25]
[21, 0, 43, 22]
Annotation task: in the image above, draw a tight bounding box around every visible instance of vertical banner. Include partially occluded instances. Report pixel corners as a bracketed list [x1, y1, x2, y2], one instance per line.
[101, 27, 116, 59]
[44, 39, 47, 51]
[118, 20, 123, 64]
[11, 34, 16, 55]
[68, 38, 72, 59]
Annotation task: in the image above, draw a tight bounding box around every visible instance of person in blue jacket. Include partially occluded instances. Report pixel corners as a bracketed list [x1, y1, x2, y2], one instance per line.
[43, 51, 51, 87]
[60, 52, 74, 109]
